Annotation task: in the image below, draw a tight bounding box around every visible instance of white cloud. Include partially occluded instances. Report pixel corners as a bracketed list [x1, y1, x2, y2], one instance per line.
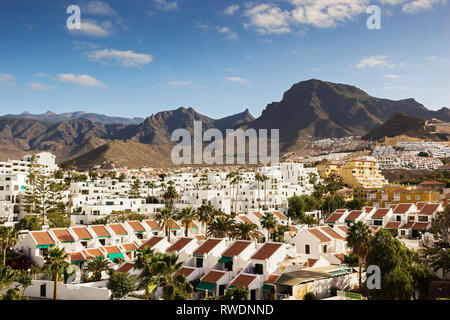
[0, 74, 15, 87]
[69, 19, 113, 37]
[29, 82, 55, 91]
[402, 0, 444, 13]
[169, 81, 191, 86]
[154, 0, 178, 11]
[219, 26, 239, 41]
[85, 1, 117, 16]
[224, 4, 240, 15]
[385, 73, 402, 79]
[56, 74, 106, 87]
[357, 55, 389, 68]
[225, 77, 249, 84]
[35, 72, 50, 78]
[244, 4, 292, 34]
[88, 49, 153, 67]
[426, 55, 438, 60]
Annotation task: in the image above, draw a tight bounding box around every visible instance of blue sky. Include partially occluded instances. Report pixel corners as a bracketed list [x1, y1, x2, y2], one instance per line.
[0, 0, 449, 119]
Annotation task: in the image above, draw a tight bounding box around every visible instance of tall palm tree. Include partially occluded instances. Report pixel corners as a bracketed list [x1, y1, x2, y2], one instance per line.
[197, 204, 215, 236]
[163, 184, 178, 209]
[43, 247, 69, 300]
[0, 226, 18, 265]
[255, 173, 263, 211]
[232, 175, 243, 216]
[176, 207, 198, 237]
[233, 222, 260, 241]
[260, 212, 278, 242]
[134, 247, 160, 300]
[226, 172, 237, 214]
[346, 221, 372, 289]
[85, 256, 111, 282]
[429, 248, 449, 281]
[155, 207, 176, 241]
[207, 216, 236, 239]
[261, 175, 269, 210]
[147, 181, 157, 203]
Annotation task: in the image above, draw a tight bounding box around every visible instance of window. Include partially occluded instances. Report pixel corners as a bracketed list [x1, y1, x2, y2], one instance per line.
[418, 216, 428, 222]
[40, 284, 46, 297]
[323, 245, 327, 253]
[255, 264, 263, 275]
[305, 245, 310, 254]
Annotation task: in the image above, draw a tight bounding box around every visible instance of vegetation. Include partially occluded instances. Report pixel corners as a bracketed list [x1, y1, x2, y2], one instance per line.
[43, 247, 69, 300]
[0, 226, 18, 265]
[207, 215, 235, 238]
[345, 199, 366, 210]
[129, 179, 142, 199]
[176, 207, 198, 237]
[155, 207, 177, 241]
[303, 292, 317, 300]
[233, 222, 260, 241]
[225, 287, 248, 300]
[85, 256, 111, 282]
[260, 212, 278, 242]
[346, 221, 372, 289]
[107, 270, 136, 300]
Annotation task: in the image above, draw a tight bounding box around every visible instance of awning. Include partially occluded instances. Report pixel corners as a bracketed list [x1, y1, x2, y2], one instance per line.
[108, 253, 125, 260]
[262, 284, 274, 290]
[218, 256, 232, 263]
[196, 282, 215, 292]
[36, 244, 55, 249]
[71, 260, 86, 264]
[193, 254, 204, 258]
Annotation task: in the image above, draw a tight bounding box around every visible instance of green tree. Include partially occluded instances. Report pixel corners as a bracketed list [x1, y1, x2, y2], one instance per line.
[155, 207, 176, 241]
[176, 207, 198, 237]
[163, 184, 178, 209]
[430, 205, 450, 245]
[47, 212, 71, 228]
[134, 247, 160, 300]
[146, 181, 157, 203]
[303, 292, 316, 300]
[429, 248, 450, 281]
[233, 222, 260, 241]
[346, 221, 372, 289]
[225, 287, 248, 300]
[0, 264, 17, 293]
[85, 256, 111, 282]
[107, 270, 136, 300]
[43, 247, 69, 300]
[196, 204, 217, 236]
[129, 179, 142, 199]
[346, 199, 366, 210]
[0, 226, 18, 265]
[260, 212, 278, 242]
[15, 215, 42, 231]
[207, 215, 235, 238]
[16, 269, 33, 298]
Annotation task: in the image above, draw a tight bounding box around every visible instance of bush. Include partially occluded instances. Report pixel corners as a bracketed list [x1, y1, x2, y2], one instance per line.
[304, 292, 317, 300]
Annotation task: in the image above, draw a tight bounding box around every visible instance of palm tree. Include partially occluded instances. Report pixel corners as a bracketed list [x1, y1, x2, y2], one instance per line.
[261, 175, 269, 210]
[197, 204, 215, 236]
[233, 222, 260, 241]
[153, 252, 193, 300]
[163, 184, 178, 209]
[232, 175, 243, 215]
[346, 221, 372, 289]
[85, 256, 111, 282]
[0, 226, 18, 265]
[260, 212, 278, 242]
[207, 216, 236, 238]
[429, 248, 450, 281]
[176, 207, 198, 237]
[155, 207, 176, 241]
[43, 247, 69, 300]
[255, 173, 263, 211]
[147, 181, 157, 203]
[134, 247, 160, 300]
[226, 172, 237, 213]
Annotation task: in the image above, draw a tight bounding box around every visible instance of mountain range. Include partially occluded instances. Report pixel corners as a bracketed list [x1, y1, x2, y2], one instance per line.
[1, 79, 448, 168]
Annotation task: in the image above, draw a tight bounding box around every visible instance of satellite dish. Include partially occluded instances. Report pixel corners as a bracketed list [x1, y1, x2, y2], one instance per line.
[423, 232, 434, 247]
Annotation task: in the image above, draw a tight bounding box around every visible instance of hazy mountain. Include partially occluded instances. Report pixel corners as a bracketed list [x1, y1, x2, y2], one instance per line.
[4, 111, 145, 125]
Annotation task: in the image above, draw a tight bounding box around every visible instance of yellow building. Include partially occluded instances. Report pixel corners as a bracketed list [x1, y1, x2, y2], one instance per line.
[353, 186, 440, 207]
[317, 159, 387, 188]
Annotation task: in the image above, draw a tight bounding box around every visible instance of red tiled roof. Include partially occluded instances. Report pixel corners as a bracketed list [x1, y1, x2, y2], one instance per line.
[143, 220, 161, 230]
[167, 237, 194, 252]
[420, 181, 444, 185]
[251, 242, 283, 260]
[400, 222, 414, 229]
[252, 212, 264, 219]
[364, 207, 374, 213]
[416, 202, 427, 211]
[90, 225, 111, 237]
[393, 204, 413, 214]
[385, 221, 401, 229]
[345, 210, 363, 221]
[307, 228, 331, 242]
[127, 221, 146, 232]
[103, 245, 121, 254]
[412, 222, 430, 230]
[195, 235, 206, 241]
[108, 224, 128, 235]
[230, 274, 256, 288]
[264, 274, 280, 285]
[69, 251, 86, 262]
[237, 215, 253, 224]
[334, 253, 345, 263]
[71, 227, 93, 240]
[118, 263, 134, 273]
[334, 209, 347, 213]
[175, 267, 195, 278]
[420, 203, 440, 215]
[273, 211, 287, 220]
[51, 229, 75, 242]
[221, 241, 252, 258]
[169, 221, 181, 229]
[307, 258, 318, 268]
[122, 243, 138, 252]
[320, 227, 345, 240]
[289, 225, 298, 232]
[337, 225, 349, 234]
[140, 236, 164, 249]
[31, 231, 55, 245]
[201, 270, 226, 284]
[84, 248, 104, 258]
[325, 213, 343, 223]
[372, 208, 390, 219]
[193, 239, 222, 255]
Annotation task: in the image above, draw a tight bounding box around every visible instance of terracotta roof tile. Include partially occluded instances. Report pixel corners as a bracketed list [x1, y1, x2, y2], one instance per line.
[118, 263, 134, 273]
[325, 213, 343, 223]
[69, 251, 86, 262]
[31, 231, 55, 245]
[393, 204, 413, 214]
[307, 228, 331, 242]
[108, 224, 128, 235]
[90, 225, 111, 237]
[103, 245, 121, 254]
[264, 274, 280, 285]
[143, 220, 161, 230]
[252, 212, 264, 219]
[221, 241, 252, 258]
[420, 204, 440, 215]
[416, 202, 427, 211]
[85, 248, 104, 258]
[140, 236, 164, 249]
[201, 270, 227, 284]
[51, 229, 75, 242]
[400, 222, 414, 229]
[307, 258, 318, 268]
[167, 237, 194, 252]
[122, 243, 138, 252]
[412, 222, 430, 230]
[251, 242, 283, 260]
[320, 227, 345, 240]
[385, 221, 401, 229]
[195, 235, 206, 241]
[175, 267, 195, 278]
[273, 211, 287, 220]
[230, 274, 256, 288]
[372, 208, 390, 219]
[71, 227, 93, 240]
[193, 239, 222, 255]
[237, 215, 253, 224]
[127, 221, 145, 232]
[337, 225, 349, 234]
[334, 253, 345, 263]
[345, 210, 363, 221]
